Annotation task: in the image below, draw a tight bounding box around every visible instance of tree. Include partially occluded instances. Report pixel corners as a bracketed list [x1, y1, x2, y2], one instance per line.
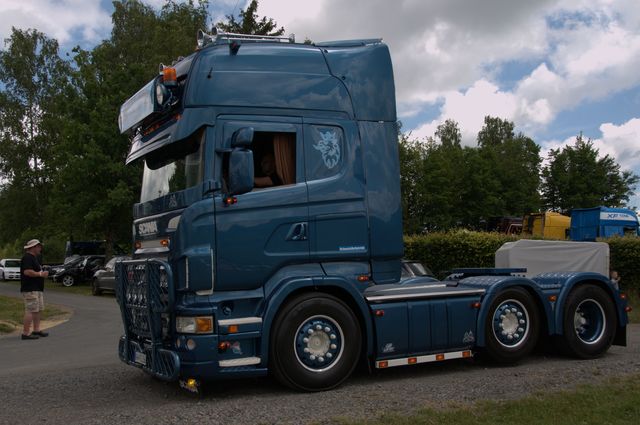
[476, 116, 541, 218]
[48, 0, 209, 253]
[0, 28, 73, 243]
[541, 134, 639, 212]
[216, 0, 284, 35]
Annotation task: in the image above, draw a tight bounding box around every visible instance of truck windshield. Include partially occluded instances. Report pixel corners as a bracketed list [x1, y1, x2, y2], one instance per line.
[140, 131, 205, 203]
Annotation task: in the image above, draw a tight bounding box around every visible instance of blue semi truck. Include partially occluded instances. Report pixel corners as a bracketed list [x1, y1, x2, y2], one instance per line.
[115, 29, 629, 392]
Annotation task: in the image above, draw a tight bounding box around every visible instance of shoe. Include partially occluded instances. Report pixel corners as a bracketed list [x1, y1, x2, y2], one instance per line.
[21, 334, 39, 340]
[32, 331, 49, 337]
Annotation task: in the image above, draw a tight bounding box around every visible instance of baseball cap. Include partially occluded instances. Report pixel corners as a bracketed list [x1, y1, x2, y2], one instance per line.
[24, 239, 43, 249]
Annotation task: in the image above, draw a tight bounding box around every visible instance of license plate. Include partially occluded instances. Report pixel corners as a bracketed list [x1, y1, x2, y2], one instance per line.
[134, 351, 147, 365]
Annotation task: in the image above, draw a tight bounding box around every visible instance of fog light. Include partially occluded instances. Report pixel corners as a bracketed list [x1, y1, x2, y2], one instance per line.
[186, 339, 196, 350]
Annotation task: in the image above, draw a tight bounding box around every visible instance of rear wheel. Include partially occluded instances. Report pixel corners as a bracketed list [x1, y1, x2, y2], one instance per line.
[484, 287, 539, 363]
[558, 284, 616, 359]
[62, 275, 75, 287]
[270, 292, 361, 392]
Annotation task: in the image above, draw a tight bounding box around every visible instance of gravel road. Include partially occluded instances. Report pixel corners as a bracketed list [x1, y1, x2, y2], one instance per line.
[1, 281, 638, 425]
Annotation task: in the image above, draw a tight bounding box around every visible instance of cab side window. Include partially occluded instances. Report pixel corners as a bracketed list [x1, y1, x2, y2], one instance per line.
[252, 131, 296, 189]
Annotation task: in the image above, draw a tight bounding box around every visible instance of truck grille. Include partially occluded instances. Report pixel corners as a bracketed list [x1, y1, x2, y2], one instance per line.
[116, 259, 178, 380]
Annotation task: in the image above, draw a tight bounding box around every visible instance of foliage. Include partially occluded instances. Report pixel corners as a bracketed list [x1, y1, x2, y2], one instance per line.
[607, 236, 640, 291]
[0, 28, 73, 243]
[216, 0, 284, 36]
[404, 231, 518, 278]
[541, 134, 639, 212]
[405, 232, 640, 292]
[400, 117, 543, 233]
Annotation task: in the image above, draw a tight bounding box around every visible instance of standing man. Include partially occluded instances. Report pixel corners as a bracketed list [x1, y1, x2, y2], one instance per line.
[21, 239, 49, 340]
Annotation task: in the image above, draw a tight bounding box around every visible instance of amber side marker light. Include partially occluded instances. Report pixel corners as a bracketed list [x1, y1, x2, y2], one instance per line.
[218, 341, 230, 352]
[357, 275, 370, 282]
[196, 317, 214, 333]
[462, 351, 472, 358]
[378, 361, 389, 368]
[620, 293, 627, 300]
[408, 357, 417, 365]
[374, 310, 385, 317]
[548, 295, 558, 302]
[228, 325, 239, 334]
[160, 239, 170, 248]
[471, 302, 481, 309]
[625, 306, 633, 313]
[436, 354, 445, 361]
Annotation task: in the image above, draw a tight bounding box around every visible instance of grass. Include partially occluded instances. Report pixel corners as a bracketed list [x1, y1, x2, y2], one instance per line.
[0, 294, 70, 334]
[332, 374, 640, 425]
[3, 278, 93, 296]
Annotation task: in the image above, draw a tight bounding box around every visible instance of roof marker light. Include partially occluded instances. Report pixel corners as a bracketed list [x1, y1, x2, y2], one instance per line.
[162, 67, 177, 86]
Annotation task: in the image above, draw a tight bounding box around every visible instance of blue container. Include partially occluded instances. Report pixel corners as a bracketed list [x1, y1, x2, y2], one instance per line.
[570, 206, 639, 241]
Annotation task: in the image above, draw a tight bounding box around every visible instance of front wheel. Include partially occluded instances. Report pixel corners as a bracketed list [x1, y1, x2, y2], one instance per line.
[558, 284, 616, 359]
[270, 292, 361, 392]
[483, 287, 539, 363]
[62, 274, 75, 287]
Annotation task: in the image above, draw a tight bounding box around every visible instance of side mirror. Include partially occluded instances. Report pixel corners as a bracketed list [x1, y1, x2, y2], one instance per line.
[228, 148, 254, 195]
[231, 127, 254, 148]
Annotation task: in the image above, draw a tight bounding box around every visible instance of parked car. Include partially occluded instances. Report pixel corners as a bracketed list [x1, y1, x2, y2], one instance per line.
[0, 258, 21, 280]
[400, 260, 438, 285]
[92, 256, 131, 295]
[53, 255, 105, 287]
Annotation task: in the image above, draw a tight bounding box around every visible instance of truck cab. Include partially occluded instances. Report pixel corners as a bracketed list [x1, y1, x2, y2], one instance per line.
[115, 30, 628, 392]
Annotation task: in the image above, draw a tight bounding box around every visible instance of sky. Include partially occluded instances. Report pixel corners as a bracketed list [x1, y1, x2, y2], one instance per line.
[1, 0, 639, 208]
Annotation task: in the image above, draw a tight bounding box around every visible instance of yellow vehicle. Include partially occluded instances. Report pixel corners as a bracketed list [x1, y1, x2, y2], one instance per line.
[523, 212, 570, 239]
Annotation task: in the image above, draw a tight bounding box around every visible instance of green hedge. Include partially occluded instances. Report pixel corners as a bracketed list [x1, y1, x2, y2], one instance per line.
[404, 231, 640, 292]
[608, 237, 640, 292]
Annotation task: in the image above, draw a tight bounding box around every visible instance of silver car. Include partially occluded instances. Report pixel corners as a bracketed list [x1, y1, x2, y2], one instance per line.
[0, 258, 21, 280]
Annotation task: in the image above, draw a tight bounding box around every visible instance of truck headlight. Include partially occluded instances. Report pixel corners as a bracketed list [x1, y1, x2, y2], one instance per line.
[176, 316, 214, 334]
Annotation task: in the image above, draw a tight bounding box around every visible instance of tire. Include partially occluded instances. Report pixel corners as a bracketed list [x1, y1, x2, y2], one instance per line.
[484, 287, 539, 363]
[269, 292, 361, 392]
[62, 274, 75, 287]
[558, 284, 616, 359]
[92, 278, 102, 296]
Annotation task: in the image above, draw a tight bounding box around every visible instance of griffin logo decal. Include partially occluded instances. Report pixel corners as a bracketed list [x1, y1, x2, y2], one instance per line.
[382, 342, 395, 353]
[463, 330, 475, 344]
[313, 130, 341, 169]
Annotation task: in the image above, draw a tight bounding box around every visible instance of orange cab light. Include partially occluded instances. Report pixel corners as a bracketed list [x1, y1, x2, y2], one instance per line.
[163, 67, 177, 86]
[160, 239, 170, 248]
[471, 302, 481, 309]
[462, 351, 472, 358]
[548, 295, 558, 302]
[228, 325, 239, 334]
[378, 361, 388, 368]
[436, 354, 445, 361]
[374, 310, 384, 317]
[408, 357, 417, 365]
[620, 293, 627, 300]
[357, 275, 370, 282]
[196, 317, 213, 333]
[625, 306, 632, 313]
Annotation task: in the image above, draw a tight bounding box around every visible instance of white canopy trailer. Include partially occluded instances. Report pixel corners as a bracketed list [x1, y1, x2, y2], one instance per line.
[495, 239, 610, 278]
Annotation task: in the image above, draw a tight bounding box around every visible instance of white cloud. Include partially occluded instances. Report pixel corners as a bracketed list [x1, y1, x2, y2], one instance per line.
[0, 1, 111, 47]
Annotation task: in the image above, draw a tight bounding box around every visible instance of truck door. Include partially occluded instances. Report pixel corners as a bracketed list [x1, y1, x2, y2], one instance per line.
[214, 116, 308, 291]
[304, 119, 368, 261]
